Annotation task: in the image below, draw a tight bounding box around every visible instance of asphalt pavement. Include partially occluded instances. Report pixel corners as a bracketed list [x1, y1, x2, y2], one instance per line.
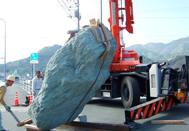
[0, 107, 29, 131]
[1, 83, 189, 131]
[85, 99, 189, 131]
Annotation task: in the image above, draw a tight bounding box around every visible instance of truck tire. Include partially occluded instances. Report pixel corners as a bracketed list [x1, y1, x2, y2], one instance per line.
[121, 76, 140, 108]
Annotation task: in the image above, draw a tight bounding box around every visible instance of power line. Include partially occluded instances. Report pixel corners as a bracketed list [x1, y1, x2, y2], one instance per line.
[137, 16, 189, 19]
[57, 0, 80, 30]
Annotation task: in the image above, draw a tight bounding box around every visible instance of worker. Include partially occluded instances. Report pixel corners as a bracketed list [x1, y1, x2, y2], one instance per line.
[0, 75, 15, 112]
[32, 71, 43, 98]
[67, 30, 78, 42]
[17, 71, 43, 126]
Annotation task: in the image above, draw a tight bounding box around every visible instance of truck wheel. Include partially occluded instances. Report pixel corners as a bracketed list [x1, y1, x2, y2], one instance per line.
[121, 76, 140, 108]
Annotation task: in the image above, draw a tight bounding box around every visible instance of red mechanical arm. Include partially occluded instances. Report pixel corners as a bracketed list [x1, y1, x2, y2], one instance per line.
[109, 0, 139, 72]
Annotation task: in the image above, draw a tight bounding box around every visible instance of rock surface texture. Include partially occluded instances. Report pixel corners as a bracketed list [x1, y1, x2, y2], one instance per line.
[28, 24, 116, 129]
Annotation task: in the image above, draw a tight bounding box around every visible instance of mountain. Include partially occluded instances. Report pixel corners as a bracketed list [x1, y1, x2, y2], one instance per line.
[128, 36, 189, 62]
[1, 36, 189, 78]
[127, 44, 166, 62]
[0, 44, 61, 79]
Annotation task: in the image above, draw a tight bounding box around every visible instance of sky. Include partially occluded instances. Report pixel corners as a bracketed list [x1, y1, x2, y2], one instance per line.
[0, 0, 189, 63]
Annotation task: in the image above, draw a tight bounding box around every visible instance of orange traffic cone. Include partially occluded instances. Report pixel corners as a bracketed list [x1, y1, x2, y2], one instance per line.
[14, 92, 19, 106]
[29, 91, 33, 105]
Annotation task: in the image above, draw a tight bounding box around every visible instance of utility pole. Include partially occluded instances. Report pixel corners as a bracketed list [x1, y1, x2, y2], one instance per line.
[100, 0, 102, 23]
[0, 18, 6, 81]
[77, 0, 80, 30]
[57, 0, 81, 30]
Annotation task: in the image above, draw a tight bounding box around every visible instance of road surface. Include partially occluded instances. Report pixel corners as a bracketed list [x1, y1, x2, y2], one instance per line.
[0, 83, 189, 131]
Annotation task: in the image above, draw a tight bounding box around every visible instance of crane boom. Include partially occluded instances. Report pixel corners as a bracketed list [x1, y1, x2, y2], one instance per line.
[109, 0, 139, 72]
[109, 0, 134, 63]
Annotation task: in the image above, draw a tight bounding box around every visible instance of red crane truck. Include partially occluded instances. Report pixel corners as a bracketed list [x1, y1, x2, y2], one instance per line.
[98, 0, 189, 113]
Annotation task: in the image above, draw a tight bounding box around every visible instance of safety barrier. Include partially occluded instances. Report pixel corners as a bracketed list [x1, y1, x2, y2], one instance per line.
[125, 95, 188, 123]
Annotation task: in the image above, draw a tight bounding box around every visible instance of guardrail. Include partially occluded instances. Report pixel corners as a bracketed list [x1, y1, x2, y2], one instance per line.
[15, 79, 32, 94]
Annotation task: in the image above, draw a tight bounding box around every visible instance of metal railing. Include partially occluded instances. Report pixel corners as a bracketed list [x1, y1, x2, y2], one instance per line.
[15, 79, 32, 94]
